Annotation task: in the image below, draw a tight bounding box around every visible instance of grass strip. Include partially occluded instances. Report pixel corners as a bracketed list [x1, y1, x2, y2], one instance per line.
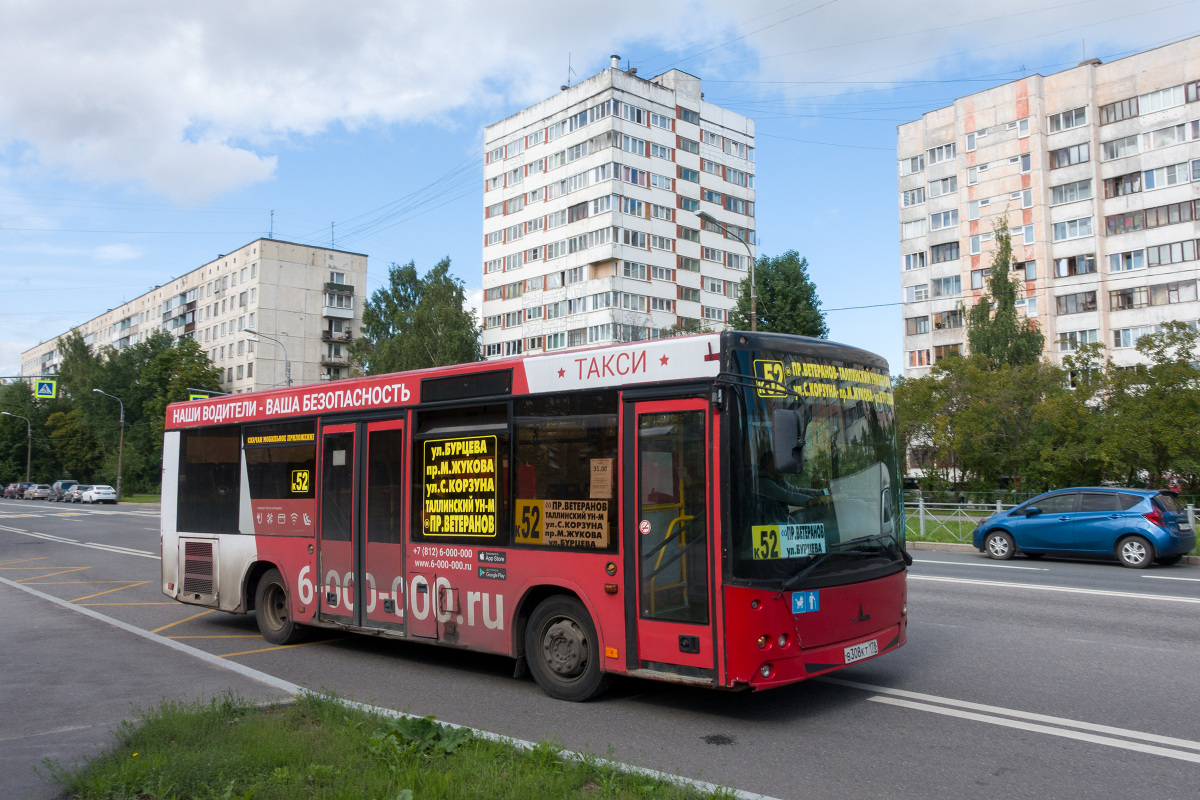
[48, 692, 736, 800]
[119, 494, 161, 504]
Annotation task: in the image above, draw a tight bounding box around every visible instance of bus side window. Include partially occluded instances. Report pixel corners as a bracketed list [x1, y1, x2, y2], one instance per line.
[410, 405, 510, 546]
[512, 392, 618, 551]
[178, 426, 240, 534]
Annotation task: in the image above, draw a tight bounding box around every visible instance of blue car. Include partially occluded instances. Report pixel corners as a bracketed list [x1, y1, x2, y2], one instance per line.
[972, 488, 1195, 568]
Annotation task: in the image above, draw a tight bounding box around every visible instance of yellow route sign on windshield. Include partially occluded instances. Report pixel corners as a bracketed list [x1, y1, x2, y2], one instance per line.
[753, 360, 786, 397]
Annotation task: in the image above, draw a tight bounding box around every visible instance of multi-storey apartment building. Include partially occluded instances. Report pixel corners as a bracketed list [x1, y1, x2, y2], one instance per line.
[20, 239, 366, 392]
[898, 37, 1200, 377]
[481, 57, 756, 358]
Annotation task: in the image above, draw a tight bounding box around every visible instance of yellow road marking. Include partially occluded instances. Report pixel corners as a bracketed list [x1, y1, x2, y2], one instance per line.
[151, 608, 215, 634]
[168, 635, 262, 639]
[18, 567, 91, 582]
[71, 581, 149, 602]
[221, 639, 339, 658]
[79, 602, 176, 606]
[0, 557, 48, 566]
[26, 581, 135, 585]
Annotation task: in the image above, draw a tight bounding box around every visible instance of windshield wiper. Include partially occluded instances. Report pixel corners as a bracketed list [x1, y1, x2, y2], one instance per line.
[714, 372, 807, 402]
[781, 533, 910, 592]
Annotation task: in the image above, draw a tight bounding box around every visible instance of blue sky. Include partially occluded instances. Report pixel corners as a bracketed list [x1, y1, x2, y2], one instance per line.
[3, 0, 1197, 376]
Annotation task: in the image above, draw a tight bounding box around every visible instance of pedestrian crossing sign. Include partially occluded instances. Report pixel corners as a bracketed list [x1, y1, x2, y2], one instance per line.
[34, 379, 57, 399]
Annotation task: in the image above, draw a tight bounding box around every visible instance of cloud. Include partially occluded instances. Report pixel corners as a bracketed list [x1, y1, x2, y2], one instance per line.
[0, 1, 722, 204]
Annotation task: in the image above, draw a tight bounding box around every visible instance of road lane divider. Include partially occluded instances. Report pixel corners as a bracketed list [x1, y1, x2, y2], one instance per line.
[824, 677, 1200, 753]
[151, 609, 215, 634]
[912, 559, 1047, 571]
[0, 524, 159, 560]
[0, 574, 780, 800]
[909, 574, 1200, 604]
[1141, 575, 1200, 583]
[869, 696, 1200, 764]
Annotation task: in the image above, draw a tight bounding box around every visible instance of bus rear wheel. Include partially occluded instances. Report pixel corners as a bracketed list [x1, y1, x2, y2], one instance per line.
[255, 568, 306, 645]
[525, 596, 611, 702]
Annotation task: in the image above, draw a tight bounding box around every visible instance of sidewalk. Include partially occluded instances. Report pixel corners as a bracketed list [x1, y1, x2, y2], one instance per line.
[0, 583, 288, 800]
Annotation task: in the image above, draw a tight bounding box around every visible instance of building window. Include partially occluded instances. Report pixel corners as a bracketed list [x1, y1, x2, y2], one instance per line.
[1054, 255, 1096, 277]
[1047, 107, 1087, 132]
[1050, 179, 1091, 205]
[931, 276, 960, 297]
[902, 187, 925, 207]
[1056, 291, 1097, 315]
[1058, 329, 1098, 352]
[1106, 200, 1198, 235]
[971, 268, 990, 290]
[1147, 239, 1197, 266]
[1049, 143, 1089, 169]
[1109, 287, 1148, 311]
[933, 344, 961, 362]
[1113, 325, 1161, 348]
[901, 219, 926, 239]
[934, 309, 963, 329]
[927, 143, 955, 165]
[904, 251, 927, 271]
[1052, 217, 1093, 242]
[929, 210, 958, 231]
[678, 167, 700, 183]
[1100, 97, 1138, 125]
[1143, 161, 1192, 190]
[1101, 135, 1138, 161]
[899, 154, 925, 176]
[907, 350, 930, 367]
[905, 284, 929, 302]
[1104, 172, 1141, 198]
[1151, 280, 1199, 305]
[1139, 85, 1186, 114]
[905, 316, 929, 335]
[930, 242, 958, 264]
[1108, 250, 1145, 273]
[928, 175, 956, 197]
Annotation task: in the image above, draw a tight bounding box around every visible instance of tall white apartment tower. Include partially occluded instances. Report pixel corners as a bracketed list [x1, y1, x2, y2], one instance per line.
[898, 37, 1200, 378]
[481, 59, 756, 358]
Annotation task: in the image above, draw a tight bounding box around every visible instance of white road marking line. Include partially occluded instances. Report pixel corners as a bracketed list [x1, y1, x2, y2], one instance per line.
[870, 697, 1200, 764]
[0, 576, 779, 800]
[0, 525, 158, 560]
[1141, 575, 1200, 583]
[824, 677, 1200, 752]
[912, 558, 1047, 571]
[909, 574, 1200, 604]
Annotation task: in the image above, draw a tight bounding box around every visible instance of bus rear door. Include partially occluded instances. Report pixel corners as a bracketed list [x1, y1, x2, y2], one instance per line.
[318, 424, 357, 625]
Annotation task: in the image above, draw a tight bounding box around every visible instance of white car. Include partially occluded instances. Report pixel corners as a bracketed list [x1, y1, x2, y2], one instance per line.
[81, 485, 117, 504]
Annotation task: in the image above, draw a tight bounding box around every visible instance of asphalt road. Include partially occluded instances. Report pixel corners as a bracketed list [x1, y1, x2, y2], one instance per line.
[3, 496, 1199, 800]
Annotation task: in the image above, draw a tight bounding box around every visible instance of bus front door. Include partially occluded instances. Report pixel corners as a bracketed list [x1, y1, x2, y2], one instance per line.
[629, 399, 715, 676]
[362, 419, 408, 632]
[318, 424, 357, 625]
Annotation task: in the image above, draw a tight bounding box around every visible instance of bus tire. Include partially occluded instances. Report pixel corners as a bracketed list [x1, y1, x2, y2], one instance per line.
[255, 568, 306, 645]
[525, 596, 611, 702]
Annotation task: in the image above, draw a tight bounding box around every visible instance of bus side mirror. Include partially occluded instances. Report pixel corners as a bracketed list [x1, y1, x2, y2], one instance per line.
[772, 408, 806, 474]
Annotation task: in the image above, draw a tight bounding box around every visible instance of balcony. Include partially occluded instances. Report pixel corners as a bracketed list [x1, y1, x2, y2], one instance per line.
[320, 352, 349, 367]
[324, 281, 354, 294]
[321, 329, 352, 341]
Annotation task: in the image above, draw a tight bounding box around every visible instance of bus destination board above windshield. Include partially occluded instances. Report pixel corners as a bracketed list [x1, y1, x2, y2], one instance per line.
[422, 436, 498, 537]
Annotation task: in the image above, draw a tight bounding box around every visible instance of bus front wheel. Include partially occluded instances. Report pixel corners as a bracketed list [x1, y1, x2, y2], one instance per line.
[255, 568, 306, 645]
[525, 596, 611, 702]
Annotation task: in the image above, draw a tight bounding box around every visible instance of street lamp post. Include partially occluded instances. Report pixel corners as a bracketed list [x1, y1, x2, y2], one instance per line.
[697, 211, 756, 332]
[245, 329, 291, 386]
[92, 390, 124, 501]
[1, 412, 31, 482]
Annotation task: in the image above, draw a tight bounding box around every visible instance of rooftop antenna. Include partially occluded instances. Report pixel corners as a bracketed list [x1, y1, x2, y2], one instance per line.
[566, 53, 575, 87]
[331, 222, 335, 249]
[269, 209, 274, 239]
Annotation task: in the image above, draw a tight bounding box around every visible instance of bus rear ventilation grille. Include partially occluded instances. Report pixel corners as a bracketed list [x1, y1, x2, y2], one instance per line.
[182, 540, 214, 595]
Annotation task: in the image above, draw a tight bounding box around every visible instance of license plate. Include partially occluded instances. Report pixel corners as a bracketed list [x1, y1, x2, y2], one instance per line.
[843, 639, 878, 664]
[1179, 523, 1192, 531]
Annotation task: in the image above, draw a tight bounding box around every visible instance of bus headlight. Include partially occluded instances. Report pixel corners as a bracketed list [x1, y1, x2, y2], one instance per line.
[760, 664, 773, 678]
[757, 635, 769, 649]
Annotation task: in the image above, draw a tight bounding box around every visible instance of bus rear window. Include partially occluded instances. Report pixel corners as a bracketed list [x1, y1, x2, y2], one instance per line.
[178, 427, 240, 534]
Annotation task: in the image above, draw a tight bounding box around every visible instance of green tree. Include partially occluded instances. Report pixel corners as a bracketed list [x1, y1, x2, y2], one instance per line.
[728, 250, 827, 337]
[965, 219, 1044, 370]
[353, 258, 481, 374]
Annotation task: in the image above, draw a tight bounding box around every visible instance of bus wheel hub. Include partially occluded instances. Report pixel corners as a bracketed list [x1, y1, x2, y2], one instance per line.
[543, 619, 586, 676]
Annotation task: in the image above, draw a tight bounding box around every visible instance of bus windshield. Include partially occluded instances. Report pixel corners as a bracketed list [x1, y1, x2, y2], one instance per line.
[726, 344, 905, 589]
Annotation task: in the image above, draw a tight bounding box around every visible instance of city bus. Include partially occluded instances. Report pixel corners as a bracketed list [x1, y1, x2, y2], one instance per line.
[161, 331, 909, 701]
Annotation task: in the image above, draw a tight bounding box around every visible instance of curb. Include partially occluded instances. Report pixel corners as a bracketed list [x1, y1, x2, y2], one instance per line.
[908, 540, 1200, 565]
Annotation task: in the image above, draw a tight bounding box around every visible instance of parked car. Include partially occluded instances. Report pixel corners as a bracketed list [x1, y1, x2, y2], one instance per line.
[66, 484, 90, 503]
[80, 485, 117, 504]
[7, 482, 32, 499]
[23, 484, 52, 500]
[2, 483, 18, 498]
[50, 480, 78, 502]
[973, 488, 1195, 568]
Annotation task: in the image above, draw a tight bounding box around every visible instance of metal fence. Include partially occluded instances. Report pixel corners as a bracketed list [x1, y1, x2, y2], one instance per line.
[904, 498, 1198, 544]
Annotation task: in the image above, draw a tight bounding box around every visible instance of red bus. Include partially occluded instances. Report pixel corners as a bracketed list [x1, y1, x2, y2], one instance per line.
[161, 331, 908, 700]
